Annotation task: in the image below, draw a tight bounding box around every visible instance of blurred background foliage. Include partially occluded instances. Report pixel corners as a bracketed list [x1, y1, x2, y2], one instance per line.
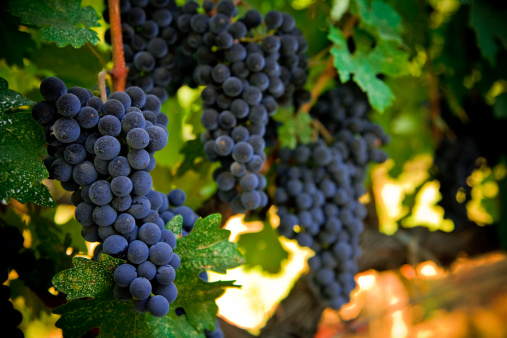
[2, 0, 507, 337]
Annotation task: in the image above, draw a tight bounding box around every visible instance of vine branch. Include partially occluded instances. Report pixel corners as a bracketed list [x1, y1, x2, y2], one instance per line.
[108, 0, 128, 92]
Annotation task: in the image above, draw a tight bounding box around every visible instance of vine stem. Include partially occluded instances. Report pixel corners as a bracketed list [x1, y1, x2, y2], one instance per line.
[108, 0, 128, 92]
[98, 71, 108, 102]
[300, 57, 335, 114]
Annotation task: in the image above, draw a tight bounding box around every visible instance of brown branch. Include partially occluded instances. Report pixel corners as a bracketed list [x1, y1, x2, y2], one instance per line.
[300, 57, 335, 114]
[342, 14, 358, 39]
[108, 0, 128, 92]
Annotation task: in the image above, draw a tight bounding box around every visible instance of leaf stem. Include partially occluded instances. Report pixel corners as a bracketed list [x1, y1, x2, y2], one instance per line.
[108, 0, 128, 92]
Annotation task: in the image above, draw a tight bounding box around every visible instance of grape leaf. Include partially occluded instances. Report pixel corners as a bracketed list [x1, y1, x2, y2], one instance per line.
[53, 288, 201, 338]
[175, 138, 211, 177]
[52, 214, 243, 337]
[470, 1, 507, 65]
[31, 44, 107, 90]
[0, 77, 34, 113]
[237, 221, 289, 274]
[328, 26, 409, 112]
[0, 2, 36, 67]
[351, 0, 403, 44]
[52, 255, 123, 300]
[272, 108, 314, 149]
[9, 0, 100, 48]
[173, 213, 244, 331]
[0, 79, 54, 207]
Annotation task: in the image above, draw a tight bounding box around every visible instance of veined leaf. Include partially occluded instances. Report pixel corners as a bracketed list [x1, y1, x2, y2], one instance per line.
[329, 26, 410, 112]
[9, 0, 100, 48]
[52, 214, 244, 336]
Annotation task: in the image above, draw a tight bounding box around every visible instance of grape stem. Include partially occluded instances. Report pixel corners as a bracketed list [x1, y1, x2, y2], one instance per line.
[312, 119, 334, 145]
[108, 0, 128, 92]
[98, 71, 108, 102]
[234, 0, 252, 9]
[300, 57, 335, 114]
[239, 30, 276, 43]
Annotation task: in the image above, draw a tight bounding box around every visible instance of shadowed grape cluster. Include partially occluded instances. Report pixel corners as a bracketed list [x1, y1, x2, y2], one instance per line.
[274, 85, 389, 309]
[104, 0, 198, 101]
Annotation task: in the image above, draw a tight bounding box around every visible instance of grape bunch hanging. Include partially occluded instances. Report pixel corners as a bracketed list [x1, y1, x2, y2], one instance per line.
[31, 76, 197, 317]
[273, 85, 389, 309]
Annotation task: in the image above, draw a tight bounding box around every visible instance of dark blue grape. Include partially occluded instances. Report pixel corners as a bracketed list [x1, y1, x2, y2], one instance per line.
[53, 117, 80, 143]
[149, 242, 173, 265]
[137, 260, 157, 280]
[103, 234, 128, 257]
[114, 263, 137, 287]
[147, 295, 169, 317]
[130, 277, 152, 300]
[40, 77, 67, 102]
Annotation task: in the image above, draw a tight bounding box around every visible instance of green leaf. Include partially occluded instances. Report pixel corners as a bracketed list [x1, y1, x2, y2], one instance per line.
[351, 0, 404, 44]
[31, 44, 107, 89]
[329, 26, 410, 112]
[9, 0, 100, 48]
[54, 291, 201, 338]
[52, 214, 243, 336]
[0, 77, 34, 113]
[52, 255, 123, 300]
[237, 221, 289, 274]
[166, 214, 183, 237]
[272, 108, 314, 149]
[173, 214, 244, 331]
[175, 138, 211, 177]
[0, 81, 55, 206]
[470, 1, 507, 65]
[0, 3, 37, 67]
[52, 254, 201, 338]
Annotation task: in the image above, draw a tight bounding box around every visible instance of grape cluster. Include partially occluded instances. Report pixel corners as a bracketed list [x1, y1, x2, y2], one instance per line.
[0, 226, 26, 338]
[31, 76, 182, 317]
[104, 0, 198, 101]
[273, 85, 389, 309]
[103, 0, 310, 213]
[186, 1, 310, 213]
